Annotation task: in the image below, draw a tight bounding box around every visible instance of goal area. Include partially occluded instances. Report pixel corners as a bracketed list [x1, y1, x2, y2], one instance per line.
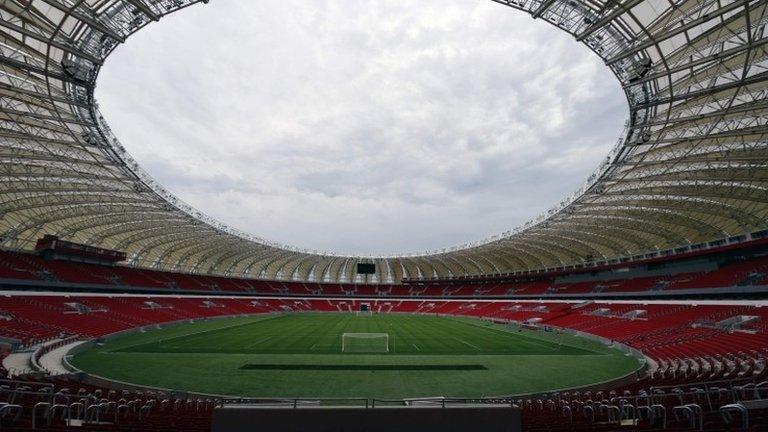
[341, 333, 389, 353]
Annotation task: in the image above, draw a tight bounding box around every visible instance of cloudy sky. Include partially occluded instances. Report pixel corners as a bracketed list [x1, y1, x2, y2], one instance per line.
[97, 0, 626, 256]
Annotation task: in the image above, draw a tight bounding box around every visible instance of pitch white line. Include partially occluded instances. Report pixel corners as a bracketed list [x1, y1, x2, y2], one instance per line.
[453, 337, 481, 351]
[447, 317, 591, 352]
[245, 336, 273, 348]
[141, 317, 275, 350]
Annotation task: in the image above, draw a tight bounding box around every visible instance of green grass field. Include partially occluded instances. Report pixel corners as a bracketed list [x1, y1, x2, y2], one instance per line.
[72, 313, 642, 399]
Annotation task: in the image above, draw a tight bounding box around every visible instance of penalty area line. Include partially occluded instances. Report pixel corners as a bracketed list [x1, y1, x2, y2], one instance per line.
[245, 336, 273, 348]
[453, 337, 481, 351]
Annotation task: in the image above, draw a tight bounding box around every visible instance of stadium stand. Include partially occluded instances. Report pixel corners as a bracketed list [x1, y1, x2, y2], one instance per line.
[1, 294, 767, 430]
[3, 295, 768, 366]
[2, 237, 768, 432]
[2, 249, 768, 299]
[1, 0, 767, 430]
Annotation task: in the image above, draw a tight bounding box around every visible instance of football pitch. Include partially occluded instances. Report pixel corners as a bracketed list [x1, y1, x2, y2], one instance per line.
[72, 313, 642, 399]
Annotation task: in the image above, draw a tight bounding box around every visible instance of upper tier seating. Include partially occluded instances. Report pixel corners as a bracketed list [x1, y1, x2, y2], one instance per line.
[1, 250, 767, 298]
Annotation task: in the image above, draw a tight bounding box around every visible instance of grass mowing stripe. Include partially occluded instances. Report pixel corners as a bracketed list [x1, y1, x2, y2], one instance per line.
[113, 315, 281, 352]
[73, 313, 643, 399]
[443, 316, 602, 355]
[239, 364, 488, 371]
[119, 315, 286, 351]
[115, 313, 600, 356]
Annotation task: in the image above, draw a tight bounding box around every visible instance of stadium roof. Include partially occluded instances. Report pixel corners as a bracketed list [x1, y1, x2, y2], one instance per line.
[0, 0, 766, 283]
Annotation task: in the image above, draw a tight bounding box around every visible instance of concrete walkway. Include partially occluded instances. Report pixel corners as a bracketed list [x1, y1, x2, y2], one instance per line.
[38, 340, 87, 375]
[2, 349, 35, 376]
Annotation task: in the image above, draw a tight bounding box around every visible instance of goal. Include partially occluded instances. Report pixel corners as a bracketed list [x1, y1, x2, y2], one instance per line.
[356, 310, 373, 317]
[341, 333, 389, 353]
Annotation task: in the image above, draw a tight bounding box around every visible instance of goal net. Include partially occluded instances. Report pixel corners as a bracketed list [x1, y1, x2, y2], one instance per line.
[341, 333, 389, 353]
[356, 310, 373, 317]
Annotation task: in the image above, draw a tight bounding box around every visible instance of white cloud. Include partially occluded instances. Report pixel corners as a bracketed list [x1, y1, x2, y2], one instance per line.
[96, 0, 627, 255]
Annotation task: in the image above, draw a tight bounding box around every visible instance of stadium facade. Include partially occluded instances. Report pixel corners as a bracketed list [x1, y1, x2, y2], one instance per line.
[0, 0, 766, 285]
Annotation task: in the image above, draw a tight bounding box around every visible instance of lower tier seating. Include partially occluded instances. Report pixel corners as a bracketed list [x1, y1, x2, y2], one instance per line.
[1, 295, 766, 431]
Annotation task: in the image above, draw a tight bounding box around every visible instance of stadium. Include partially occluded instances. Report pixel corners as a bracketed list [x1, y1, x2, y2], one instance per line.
[0, 0, 767, 431]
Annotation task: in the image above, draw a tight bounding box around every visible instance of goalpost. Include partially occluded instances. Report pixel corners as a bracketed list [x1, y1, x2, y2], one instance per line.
[356, 310, 373, 317]
[341, 333, 389, 353]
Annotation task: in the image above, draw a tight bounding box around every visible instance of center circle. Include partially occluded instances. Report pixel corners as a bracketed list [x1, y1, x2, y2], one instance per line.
[71, 312, 641, 398]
